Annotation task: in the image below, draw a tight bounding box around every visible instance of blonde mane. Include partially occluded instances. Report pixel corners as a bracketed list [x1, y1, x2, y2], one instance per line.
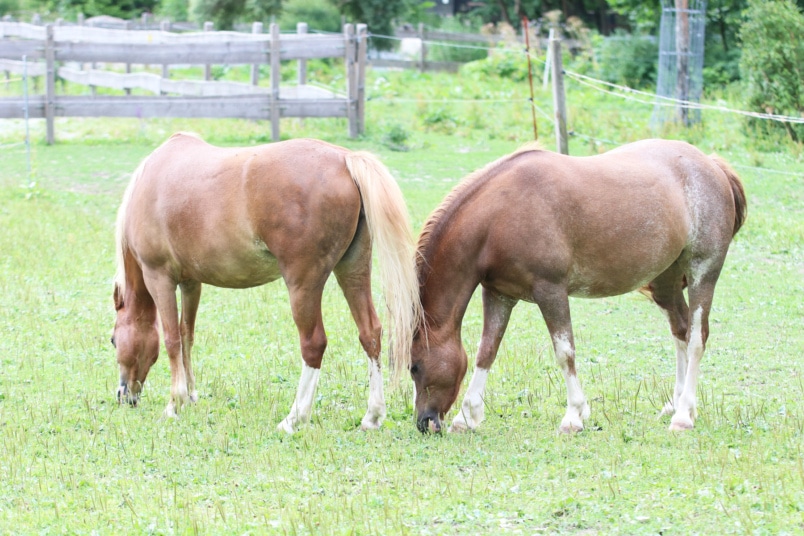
[416, 142, 544, 273]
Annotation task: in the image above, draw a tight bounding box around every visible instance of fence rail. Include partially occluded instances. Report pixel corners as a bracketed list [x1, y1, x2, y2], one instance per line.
[0, 20, 367, 143]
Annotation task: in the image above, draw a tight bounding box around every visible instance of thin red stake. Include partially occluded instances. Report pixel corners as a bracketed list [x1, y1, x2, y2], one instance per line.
[522, 15, 538, 140]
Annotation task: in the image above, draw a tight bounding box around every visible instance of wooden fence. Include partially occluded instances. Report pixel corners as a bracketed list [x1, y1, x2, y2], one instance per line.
[0, 20, 367, 143]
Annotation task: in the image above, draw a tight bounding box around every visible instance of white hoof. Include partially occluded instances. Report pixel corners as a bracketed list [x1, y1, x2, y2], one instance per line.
[360, 419, 381, 431]
[163, 401, 178, 419]
[189, 390, 199, 404]
[669, 413, 694, 432]
[277, 418, 295, 434]
[559, 419, 584, 434]
[659, 401, 676, 418]
[448, 420, 471, 433]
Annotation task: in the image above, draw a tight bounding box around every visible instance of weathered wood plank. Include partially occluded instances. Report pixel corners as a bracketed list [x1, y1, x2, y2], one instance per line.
[0, 41, 46, 61]
[0, 58, 47, 76]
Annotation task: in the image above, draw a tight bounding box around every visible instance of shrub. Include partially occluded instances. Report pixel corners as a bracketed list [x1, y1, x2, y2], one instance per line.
[594, 30, 658, 89]
[739, 0, 804, 142]
[279, 0, 341, 33]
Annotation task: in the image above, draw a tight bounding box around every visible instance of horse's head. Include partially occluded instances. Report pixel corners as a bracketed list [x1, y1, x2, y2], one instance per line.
[410, 328, 467, 433]
[112, 283, 159, 406]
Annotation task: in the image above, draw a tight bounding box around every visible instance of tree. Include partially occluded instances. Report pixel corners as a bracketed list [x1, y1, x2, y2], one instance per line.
[192, 0, 282, 29]
[334, 0, 414, 49]
[739, 0, 804, 141]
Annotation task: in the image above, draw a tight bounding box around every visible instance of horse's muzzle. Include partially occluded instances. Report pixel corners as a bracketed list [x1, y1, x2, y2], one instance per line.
[417, 410, 442, 434]
[117, 383, 139, 407]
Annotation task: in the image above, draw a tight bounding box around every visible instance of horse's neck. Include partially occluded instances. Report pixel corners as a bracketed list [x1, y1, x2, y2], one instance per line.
[419, 242, 481, 338]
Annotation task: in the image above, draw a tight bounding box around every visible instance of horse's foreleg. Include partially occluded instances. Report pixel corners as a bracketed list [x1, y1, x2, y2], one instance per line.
[278, 284, 327, 434]
[450, 288, 515, 433]
[536, 287, 589, 433]
[180, 281, 202, 404]
[143, 271, 187, 418]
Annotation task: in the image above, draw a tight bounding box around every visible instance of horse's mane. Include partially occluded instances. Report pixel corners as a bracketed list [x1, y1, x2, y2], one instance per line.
[113, 159, 146, 298]
[416, 142, 544, 274]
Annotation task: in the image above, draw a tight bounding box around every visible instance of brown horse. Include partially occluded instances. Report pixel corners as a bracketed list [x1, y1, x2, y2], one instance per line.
[411, 139, 746, 434]
[112, 133, 421, 433]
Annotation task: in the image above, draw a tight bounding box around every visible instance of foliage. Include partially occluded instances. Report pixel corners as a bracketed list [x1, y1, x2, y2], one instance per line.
[334, 0, 413, 50]
[380, 122, 411, 151]
[594, 30, 658, 88]
[278, 0, 341, 33]
[154, 0, 188, 22]
[191, 0, 281, 29]
[739, 0, 804, 142]
[460, 45, 529, 82]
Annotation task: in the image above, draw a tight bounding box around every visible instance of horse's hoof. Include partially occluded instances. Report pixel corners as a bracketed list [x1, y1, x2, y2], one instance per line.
[448, 420, 471, 433]
[277, 419, 295, 434]
[360, 419, 382, 431]
[668, 419, 694, 432]
[189, 391, 199, 404]
[559, 421, 584, 434]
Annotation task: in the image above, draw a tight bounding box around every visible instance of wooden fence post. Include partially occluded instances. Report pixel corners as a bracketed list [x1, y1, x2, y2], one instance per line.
[270, 22, 280, 141]
[549, 35, 568, 155]
[344, 24, 358, 138]
[251, 22, 263, 86]
[161, 20, 171, 82]
[123, 20, 133, 93]
[44, 24, 55, 144]
[356, 24, 367, 135]
[204, 21, 214, 81]
[296, 22, 307, 85]
[418, 22, 427, 73]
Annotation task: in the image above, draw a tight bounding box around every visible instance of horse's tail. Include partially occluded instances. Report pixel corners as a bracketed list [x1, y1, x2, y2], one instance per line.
[710, 154, 748, 236]
[114, 159, 146, 298]
[345, 151, 422, 384]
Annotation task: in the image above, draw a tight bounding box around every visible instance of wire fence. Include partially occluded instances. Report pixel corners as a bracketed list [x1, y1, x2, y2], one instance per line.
[3, 26, 801, 179]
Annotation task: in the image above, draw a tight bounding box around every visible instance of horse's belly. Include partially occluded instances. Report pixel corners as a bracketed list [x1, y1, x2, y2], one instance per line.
[180, 245, 283, 289]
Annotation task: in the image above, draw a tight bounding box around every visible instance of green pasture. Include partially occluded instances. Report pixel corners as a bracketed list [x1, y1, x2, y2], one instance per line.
[0, 67, 803, 534]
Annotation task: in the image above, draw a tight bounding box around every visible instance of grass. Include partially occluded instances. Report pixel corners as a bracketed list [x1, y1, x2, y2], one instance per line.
[0, 63, 803, 534]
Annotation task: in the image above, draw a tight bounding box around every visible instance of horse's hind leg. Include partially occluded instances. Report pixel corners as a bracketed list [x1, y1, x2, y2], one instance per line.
[644, 264, 689, 418]
[535, 285, 590, 433]
[277, 278, 329, 434]
[334, 223, 385, 430]
[669, 260, 723, 431]
[179, 281, 202, 404]
[450, 287, 515, 433]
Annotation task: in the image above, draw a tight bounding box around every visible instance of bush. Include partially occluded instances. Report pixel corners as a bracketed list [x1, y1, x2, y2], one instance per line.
[278, 0, 341, 33]
[594, 30, 658, 89]
[739, 0, 804, 142]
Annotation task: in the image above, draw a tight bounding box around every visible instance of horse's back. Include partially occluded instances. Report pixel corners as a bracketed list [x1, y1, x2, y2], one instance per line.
[124, 135, 361, 288]
[455, 140, 736, 298]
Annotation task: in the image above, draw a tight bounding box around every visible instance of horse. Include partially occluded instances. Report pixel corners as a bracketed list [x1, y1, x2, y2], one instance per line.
[410, 139, 747, 434]
[112, 132, 421, 433]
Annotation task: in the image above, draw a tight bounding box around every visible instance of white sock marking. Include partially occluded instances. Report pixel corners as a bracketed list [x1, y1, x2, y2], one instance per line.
[451, 367, 489, 431]
[361, 358, 386, 430]
[278, 363, 320, 434]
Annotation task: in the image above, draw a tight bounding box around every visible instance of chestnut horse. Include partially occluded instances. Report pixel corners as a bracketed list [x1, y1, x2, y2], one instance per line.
[112, 133, 421, 433]
[411, 139, 746, 434]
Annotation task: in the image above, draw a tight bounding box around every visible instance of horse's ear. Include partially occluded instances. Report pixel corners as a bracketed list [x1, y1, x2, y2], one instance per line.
[113, 284, 124, 311]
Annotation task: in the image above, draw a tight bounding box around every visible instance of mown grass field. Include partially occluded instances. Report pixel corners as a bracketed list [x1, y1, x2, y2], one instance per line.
[0, 63, 803, 534]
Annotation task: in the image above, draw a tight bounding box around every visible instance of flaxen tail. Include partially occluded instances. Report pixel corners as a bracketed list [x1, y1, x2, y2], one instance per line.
[345, 151, 422, 384]
[711, 155, 747, 236]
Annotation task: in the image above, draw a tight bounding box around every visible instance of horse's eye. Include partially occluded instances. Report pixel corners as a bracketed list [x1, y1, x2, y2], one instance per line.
[110, 336, 116, 348]
[410, 364, 419, 375]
